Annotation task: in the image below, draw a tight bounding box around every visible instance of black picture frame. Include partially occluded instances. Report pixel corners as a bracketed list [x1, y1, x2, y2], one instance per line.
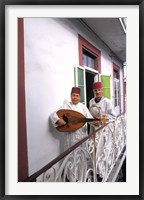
[0, 0, 143, 199]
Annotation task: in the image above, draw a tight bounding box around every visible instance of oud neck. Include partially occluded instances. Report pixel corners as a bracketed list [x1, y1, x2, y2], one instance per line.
[78, 118, 95, 123]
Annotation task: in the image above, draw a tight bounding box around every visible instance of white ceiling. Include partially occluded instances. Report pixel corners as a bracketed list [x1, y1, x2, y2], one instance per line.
[80, 18, 126, 63]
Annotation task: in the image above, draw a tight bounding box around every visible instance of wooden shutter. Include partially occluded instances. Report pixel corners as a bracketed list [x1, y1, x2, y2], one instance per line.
[101, 75, 110, 99]
[74, 66, 86, 105]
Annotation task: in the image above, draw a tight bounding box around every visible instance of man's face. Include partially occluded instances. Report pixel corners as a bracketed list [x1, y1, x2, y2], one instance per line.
[71, 93, 80, 105]
[94, 88, 103, 99]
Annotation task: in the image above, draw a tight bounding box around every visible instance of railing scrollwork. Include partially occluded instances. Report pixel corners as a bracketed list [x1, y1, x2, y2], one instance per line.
[25, 113, 126, 182]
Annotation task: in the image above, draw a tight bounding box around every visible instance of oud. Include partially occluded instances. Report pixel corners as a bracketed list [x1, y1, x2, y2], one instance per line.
[56, 109, 108, 132]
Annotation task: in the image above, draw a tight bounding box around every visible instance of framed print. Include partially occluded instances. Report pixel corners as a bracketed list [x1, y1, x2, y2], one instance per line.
[1, 0, 143, 199]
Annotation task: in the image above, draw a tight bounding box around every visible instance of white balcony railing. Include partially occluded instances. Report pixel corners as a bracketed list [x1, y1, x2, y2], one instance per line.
[35, 113, 126, 182]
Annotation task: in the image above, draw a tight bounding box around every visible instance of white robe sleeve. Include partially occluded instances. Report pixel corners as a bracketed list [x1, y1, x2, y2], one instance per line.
[50, 111, 60, 127]
[83, 105, 94, 119]
[50, 103, 71, 127]
[105, 99, 116, 120]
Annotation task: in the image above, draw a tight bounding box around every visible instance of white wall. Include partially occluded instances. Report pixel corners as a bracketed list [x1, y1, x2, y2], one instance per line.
[24, 18, 79, 175]
[24, 18, 124, 175]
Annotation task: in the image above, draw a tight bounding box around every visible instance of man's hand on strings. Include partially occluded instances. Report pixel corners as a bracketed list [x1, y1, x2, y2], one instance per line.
[56, 118, 66, 126]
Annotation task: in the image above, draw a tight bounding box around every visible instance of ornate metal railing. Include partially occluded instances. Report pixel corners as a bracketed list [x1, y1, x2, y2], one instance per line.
[24, 113, 126, 182]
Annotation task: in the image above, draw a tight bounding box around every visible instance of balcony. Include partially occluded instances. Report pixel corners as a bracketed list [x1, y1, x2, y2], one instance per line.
[24, 113, 126, 182]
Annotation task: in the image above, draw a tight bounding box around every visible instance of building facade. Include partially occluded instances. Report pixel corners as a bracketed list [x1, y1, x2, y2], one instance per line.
[18, 18, 126, 181]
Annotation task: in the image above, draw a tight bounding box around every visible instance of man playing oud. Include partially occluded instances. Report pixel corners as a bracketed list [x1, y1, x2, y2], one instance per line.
[50, 87, 94, 148]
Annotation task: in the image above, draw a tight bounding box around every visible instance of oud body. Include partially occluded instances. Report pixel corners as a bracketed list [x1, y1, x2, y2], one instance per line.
[56, 109, 108, 132]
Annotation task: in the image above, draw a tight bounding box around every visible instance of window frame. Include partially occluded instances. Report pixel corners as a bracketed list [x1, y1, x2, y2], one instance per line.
[74, 65, 86, 105]
[74, 65, 98, 105]
[114, 78, 120, 106]
[82, 48, 97, 69]
[78, 34, 101, 73]
[113, 63, 121, 109]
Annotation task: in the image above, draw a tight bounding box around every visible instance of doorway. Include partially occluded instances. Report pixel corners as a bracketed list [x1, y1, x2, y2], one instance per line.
[85, 71, 96, 134]
[86, 71, 95, 108]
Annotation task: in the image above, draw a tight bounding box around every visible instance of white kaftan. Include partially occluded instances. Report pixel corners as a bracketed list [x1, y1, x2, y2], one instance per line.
[89, 96, 116, 180]
[50, 102, 94, 148]
[89, 96, 116, 120]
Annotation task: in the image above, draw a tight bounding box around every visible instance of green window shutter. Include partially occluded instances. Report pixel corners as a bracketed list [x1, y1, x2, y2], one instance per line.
[74, 66, 86, 104]
[101, 75, 110, 99]
[77, 68, 85, 103]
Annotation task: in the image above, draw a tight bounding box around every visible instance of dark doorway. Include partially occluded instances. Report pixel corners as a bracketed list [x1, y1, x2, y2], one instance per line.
[86, 71, 95, 134]
[86, 71, 95, 108]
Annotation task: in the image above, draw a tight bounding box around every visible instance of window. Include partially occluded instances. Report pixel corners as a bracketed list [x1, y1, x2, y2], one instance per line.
[75, 65, 86, 104]
[77, 67, 85, 103]
[114, 78, 120, 106]
[82, 49, 98, 70]
[78, 35, 101, 73]
[113, 65, 120, 107]
[76, 35, 101, 105]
